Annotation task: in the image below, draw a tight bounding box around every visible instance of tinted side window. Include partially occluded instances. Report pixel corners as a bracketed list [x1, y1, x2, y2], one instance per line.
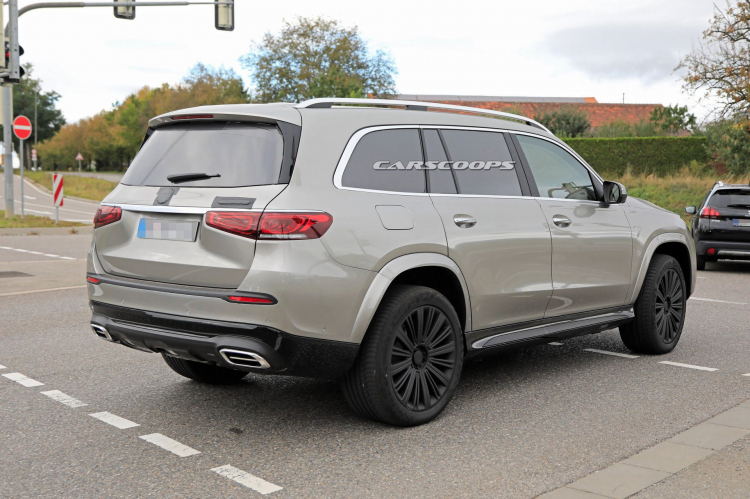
[440, 130, 522, 196]
[516, 135, 597, 201]
[341, 129, 425, 193]
[423, 129, 457, 194]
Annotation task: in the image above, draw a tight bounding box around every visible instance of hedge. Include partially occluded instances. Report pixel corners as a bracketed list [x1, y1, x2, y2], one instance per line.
[561, 137, 709, 178]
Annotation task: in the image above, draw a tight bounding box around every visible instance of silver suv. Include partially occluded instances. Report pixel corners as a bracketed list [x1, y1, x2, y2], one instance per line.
[87, 98, 696, 426]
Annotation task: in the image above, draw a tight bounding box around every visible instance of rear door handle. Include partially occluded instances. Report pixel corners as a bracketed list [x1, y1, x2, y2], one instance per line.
[552, 215, 572, 228]
[453, 215, 477, 228]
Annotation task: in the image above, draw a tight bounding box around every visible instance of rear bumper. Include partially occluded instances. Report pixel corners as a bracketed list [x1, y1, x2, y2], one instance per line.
[90, 301, 359, 380]
[696, 240, 750, 260]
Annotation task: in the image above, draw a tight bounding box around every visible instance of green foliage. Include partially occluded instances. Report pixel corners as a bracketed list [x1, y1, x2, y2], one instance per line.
[38, 64, 249, 170]
[534, 106, 591, 138]
[649, 104, 697, 133]
[562, 137, 710, 177]
[704, 119, 750, 175]
[240, 16, 397, 103]
[0, 63, 66, 152]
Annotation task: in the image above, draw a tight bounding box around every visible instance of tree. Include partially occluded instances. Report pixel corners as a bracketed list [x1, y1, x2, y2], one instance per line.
[678, 1, 750, 118]
[38, 63, 250, 170]
[534, 106, 591, 138]
[240, 16, 397, 103]
[0, 63, 66, 165]
[649, 105, 697, 134]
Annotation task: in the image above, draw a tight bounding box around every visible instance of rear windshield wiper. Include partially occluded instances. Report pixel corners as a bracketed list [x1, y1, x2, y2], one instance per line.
[727, 204, 750, 208]
[166, 173, 221, 184]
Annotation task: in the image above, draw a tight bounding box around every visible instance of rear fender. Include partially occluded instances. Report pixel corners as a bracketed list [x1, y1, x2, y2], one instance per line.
[349, 253, 472, 343]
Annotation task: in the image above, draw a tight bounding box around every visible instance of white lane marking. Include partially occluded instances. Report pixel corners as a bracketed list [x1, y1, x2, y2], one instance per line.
[0, 364, 5, 369]
[584, 348, 639, 359]
[697, 276, 706, 279]
[0, 285, 87, 297]
[742, 373, 750, 377]
[659, 361, 718, 372]
[212, 465, 282, 495]
[689, 297, 747, 306]
[3, 372, 44, 387]
[548, 342, 564, 346]
[139, 433, 200, 457]
[89, 412, 140, 429]
[41, 390, 87, 408]
[24, 195, 36, 200]
[23, 208, 52, 215]
[0, 246, 75, 260]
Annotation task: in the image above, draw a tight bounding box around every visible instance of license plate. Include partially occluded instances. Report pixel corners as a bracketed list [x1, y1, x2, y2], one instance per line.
[732, 219, 750, 227]
[137, 218, 198, 241]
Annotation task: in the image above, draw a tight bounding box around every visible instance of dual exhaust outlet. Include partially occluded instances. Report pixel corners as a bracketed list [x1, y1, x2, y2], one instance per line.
[90, 323, 270, 370]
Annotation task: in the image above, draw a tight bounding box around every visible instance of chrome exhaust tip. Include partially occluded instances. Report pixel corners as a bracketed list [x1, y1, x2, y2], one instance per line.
[219, 348, 271, 370]
[91, 324, 114, 342]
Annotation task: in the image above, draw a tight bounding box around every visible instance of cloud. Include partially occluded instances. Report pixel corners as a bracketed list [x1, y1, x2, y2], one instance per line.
[542, 21, 703, 82]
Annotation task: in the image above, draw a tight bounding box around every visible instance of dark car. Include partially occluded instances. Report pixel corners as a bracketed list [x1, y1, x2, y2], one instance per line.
[686, 182, 750, 270]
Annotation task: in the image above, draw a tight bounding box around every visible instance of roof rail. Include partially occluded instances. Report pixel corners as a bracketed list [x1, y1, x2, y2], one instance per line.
[294, 98, 552, 134]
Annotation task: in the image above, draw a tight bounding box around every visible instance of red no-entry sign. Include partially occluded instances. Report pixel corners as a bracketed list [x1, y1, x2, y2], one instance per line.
[13, 115, 32, 141]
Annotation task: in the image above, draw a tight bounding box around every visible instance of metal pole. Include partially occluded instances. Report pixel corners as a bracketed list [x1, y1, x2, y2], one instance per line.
[55, 205, 58, 224]
[19, 138, 23, 217]
[3, 85, 13, 218]
[78, 159, 81, 172]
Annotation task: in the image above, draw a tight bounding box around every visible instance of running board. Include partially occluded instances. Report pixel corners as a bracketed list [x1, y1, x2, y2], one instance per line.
[471, 309, 634, 350]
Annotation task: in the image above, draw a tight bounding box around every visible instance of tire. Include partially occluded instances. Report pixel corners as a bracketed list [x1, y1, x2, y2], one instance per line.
[342, 285, 464, 426]
[696, 256, 706, 271]
[161, 353, 248, 384]
[620, 254, 686, 354]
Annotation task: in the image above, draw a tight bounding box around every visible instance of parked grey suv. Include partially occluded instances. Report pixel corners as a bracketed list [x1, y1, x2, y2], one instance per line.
[87, 98, 696, 426]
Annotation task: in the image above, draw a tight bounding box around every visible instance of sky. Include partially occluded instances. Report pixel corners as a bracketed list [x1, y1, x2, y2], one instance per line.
[20, 0, 718, 124]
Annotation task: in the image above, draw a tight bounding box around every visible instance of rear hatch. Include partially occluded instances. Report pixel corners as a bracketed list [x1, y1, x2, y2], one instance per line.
[706, 188, 750, 243]
[94, 121, 294, 288]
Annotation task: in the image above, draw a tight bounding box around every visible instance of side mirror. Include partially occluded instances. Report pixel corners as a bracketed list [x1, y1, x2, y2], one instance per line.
[685, 206, 697, 215]
[602, 181, 627, 206]
[215, 0, 234, 31]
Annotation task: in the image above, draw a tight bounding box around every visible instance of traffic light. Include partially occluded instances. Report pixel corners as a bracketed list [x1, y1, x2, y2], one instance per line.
[3, 41, 24, 82]
[215, 0, 234, 31]
[114, 0, 136, 20]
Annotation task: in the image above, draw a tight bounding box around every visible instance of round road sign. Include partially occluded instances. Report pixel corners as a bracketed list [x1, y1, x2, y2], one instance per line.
[13, 115, 32, 140]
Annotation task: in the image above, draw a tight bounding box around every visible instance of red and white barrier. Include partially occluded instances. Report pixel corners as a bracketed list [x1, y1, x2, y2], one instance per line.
[53, 174, 64, 207]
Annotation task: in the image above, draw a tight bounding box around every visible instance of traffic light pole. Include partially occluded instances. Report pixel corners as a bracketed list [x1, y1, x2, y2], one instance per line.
[2, 0, 18, 218]
[1, 0, 234, 218]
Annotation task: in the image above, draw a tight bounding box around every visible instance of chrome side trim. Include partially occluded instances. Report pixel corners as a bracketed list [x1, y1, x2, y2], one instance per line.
[219, 348, 271, 369]
[295, 97, 553, 134]
[717, 250, 750, 257]
[471, 309, 634, 349]
[100, 203, 261, 215]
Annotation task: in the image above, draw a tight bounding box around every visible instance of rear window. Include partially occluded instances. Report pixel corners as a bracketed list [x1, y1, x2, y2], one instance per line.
[121, 123, 284, 187]
[708, 189, 750, 208]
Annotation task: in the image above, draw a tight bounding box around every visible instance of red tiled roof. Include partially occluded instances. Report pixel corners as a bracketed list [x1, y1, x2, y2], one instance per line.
[429, 100, 661, 128]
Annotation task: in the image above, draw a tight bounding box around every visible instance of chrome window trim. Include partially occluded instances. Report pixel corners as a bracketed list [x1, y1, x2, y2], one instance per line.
[331, 124, 604, 199]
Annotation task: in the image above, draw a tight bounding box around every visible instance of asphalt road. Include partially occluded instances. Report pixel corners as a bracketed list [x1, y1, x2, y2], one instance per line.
[0, 175, 100, 223]
[0, 236, 749, 498]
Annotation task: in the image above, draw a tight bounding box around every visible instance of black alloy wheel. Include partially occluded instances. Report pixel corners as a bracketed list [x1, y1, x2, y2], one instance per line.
[654, 268, 685, 343]
[388, 305, 457, 412]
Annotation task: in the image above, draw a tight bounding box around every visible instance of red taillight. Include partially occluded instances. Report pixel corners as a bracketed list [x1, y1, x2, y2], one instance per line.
[707, 248, 716, 256]
[171, 114, 214, 120]
[227, 295, 275, 304]
[94, 206, 122, 228]
[206, 211, 259, 238]
[700, 207, 721, 219]
[205, 211, 332, 240]
[258, 212, 333, 240]
[86, 276, 100, 284]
